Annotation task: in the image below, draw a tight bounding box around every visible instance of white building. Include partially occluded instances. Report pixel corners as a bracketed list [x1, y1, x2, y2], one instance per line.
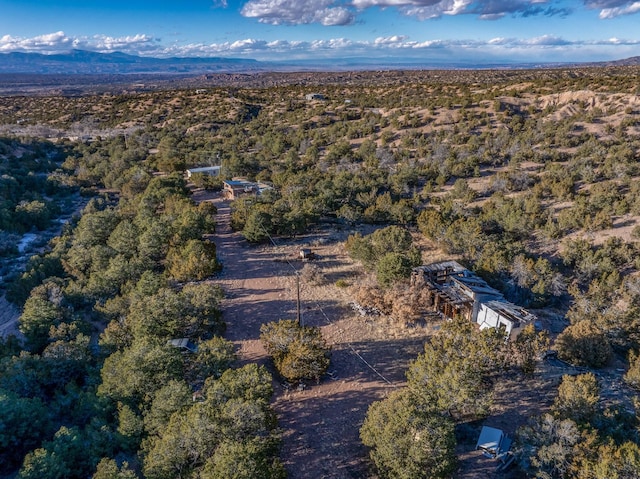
[186, 166, 221, 178]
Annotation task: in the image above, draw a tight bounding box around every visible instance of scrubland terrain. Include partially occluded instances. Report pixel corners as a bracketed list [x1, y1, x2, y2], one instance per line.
[2, 66, 640, 479]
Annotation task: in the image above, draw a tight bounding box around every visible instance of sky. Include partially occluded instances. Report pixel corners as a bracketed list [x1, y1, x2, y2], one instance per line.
[0, 0, 639, 64]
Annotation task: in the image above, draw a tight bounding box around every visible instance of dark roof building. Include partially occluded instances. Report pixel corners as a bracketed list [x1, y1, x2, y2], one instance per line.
[222, 179, 273, 200]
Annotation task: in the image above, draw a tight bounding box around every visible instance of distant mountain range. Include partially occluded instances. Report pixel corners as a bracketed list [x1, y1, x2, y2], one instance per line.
[1, 49, 640, 75]
[0, 50, 262, 74]
[594, 56, 640, 67]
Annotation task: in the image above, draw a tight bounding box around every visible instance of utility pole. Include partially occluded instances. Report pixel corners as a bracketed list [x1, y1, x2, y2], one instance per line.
[296, 272, 301, 326]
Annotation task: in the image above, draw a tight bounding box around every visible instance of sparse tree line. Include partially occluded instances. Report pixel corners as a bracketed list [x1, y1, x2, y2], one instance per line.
[1, 164, 286, 478]
[515, 371, 640, 479]
[8, 173, 220, 305]
[360, 318, 550, 478]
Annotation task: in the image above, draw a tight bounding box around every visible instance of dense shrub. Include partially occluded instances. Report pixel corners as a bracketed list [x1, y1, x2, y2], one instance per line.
[556, 320, 612, 368]
[260, 319, 330, 383]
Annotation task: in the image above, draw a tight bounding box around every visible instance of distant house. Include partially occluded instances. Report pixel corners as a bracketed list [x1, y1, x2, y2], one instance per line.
[411, 261, 536, 339]
[222, 179, 273, 200]
[305, 93, 326, 101]
[186, 166, 221, 178]
[223, 179, 257, 200]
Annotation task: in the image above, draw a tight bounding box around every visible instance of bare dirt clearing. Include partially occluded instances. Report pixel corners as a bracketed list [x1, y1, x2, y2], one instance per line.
[200, 192, 434, 478]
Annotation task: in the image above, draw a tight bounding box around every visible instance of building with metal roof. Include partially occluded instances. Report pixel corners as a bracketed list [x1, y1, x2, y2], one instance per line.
[411, 261, 536, 339]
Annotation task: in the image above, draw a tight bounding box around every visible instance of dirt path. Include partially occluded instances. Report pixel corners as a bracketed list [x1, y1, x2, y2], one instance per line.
[207, 196, 432, 479]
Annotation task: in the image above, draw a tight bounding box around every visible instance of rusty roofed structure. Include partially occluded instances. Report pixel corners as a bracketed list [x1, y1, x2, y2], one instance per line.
[222, 179, 273, 200]
[411, 261, 536, 339]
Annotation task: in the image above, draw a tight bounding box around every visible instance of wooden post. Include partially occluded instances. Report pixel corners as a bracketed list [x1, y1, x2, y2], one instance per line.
[296, 273, 301, 326]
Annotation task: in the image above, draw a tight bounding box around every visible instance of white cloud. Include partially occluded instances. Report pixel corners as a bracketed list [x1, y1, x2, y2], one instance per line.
[446, 0, 473, 15]
[410, 39, 448, 48]
[351, 0, 567, 20]
[319, 6, 355, 25]
[374, 35, 409, 44]
[583, 0, 640, 17]
[602, 37, 640, 44]
[598, 1, 640, 17]
[241, 0, 355, 25]
[351, 0, 472, 20]
[0, 31, 161, 55]
[309, 38, 355, 50]
[1, 31, 639, 63]
[237, 0, 569, 25]
[525, 34, 571, 46]
[229, 38, 267, 49]
[585, 0, 632, 8]
[92, 34, 159, 52]
[399, 1, 472, 20]
[352, 0, 445, 8]
[220, 0, 638, 25]
[0, 31, 73, 53]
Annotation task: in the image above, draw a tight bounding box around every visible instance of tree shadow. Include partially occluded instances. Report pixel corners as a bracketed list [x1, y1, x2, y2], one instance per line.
[270, 336, 431, 479]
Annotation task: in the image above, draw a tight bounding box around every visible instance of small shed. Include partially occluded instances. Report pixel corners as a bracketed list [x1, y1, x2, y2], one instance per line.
[222, 179, 273, 200]
[222, 179, 256, 199]
[476, 426, 512, 458]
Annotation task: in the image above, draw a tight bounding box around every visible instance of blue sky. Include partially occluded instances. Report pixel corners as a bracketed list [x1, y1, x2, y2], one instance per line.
[1, 0, 639, 63]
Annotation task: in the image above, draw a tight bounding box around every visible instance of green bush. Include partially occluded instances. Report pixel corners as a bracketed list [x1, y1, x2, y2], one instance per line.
[556, 320, 612, 368]
[260, 319, 330, 383]
[190, 173, 223, 191]
[360, 389, 457, 479]
[624, 350, 640, 390]
[376, 252, 413, 288]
